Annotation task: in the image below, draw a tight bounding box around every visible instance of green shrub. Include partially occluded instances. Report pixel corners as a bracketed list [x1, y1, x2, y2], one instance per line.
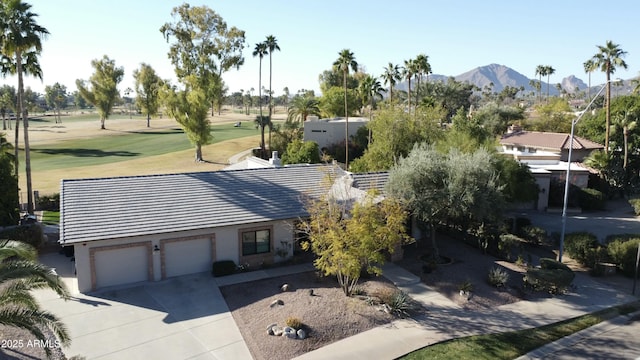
[285, 316, 304, 330]
[524, 258, 575, 294]
[211, 260, 237, 277]
[387, 290, 413, 317]
[487, 267, 510, 288]
[579, 188, 606, 211]
[520, 226, 548, 245]
[564, 232, 601, 267]
[514, 217, 531, 233]
[0, 224, 44, 249]
[629, 198, 640, 216]
[606, 237, 640, 278]
[37, 193, 60, 211]
[498, 234, 524, 260]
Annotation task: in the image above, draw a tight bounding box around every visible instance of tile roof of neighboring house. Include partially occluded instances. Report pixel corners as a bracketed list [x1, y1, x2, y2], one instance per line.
[351, 172, 389, 193]
[60, 165, 345, 244]
[500, 131, 603, 151]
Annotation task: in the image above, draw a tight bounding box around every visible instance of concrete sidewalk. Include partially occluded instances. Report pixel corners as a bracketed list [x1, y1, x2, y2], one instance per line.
[296, 263, 639, 360]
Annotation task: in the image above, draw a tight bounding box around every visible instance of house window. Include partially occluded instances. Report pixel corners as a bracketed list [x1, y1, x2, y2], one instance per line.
[517, 146, 525, 152]
[528, 147, 537, 153]
[242, 229, 270, 256]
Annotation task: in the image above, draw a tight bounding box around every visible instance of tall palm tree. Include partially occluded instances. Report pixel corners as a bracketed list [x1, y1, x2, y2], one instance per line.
[611, 110, 637, 169]
[535, 65, 546, 102]
[252, 42, 268, 157]
[333, 49, 357, 169]
[414, 54, 431, 104]
[0, 0, 48, 214]
[583, 59, 597, 101]
[544, 65, 555, 100]
[358, 75, 386, 144]
[0, 240, 71, 357]
[592, 40, 628, 153]
[402, 59, 418, 114]
[382, 62, 400, 103]
[264, 35, 280, 152]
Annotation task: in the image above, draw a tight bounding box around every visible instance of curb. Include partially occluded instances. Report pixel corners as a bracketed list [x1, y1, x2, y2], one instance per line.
[515, 309, 640, 360]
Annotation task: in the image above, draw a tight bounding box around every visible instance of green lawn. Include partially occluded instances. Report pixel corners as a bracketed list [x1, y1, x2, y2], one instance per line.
[41, 211, 60, 225]
[400, 301, 640, 360]
[22, 122, 260, 172]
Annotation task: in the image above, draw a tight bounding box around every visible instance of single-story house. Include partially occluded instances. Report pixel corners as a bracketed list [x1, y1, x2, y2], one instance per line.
[60, 165, 402, 292]
[499, 125, 603, 211]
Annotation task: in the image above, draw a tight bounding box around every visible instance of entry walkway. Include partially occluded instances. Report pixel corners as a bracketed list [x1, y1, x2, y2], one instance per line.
[296, 263, 639, 360]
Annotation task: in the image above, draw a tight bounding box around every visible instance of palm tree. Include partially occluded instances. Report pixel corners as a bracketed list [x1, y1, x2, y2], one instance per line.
[382, 62, 400, 103]
[611, 110, 637, 169]
[333, 49, 357, 168]
[414, 54, 431, 104]
[0, 240, 71, 357]
[287, 95, 320, 122]
[252, 42, 268, 157]
[535, 65, 546, 102]
[583, 59, 597, 101]
[592, 40, 628, 153]
[0, 0, 48, 214]
[544, 65, 555, 100]
[402, 59, 418, 114]
[264, 35, 280, 153]
[358, 75, 386, 143]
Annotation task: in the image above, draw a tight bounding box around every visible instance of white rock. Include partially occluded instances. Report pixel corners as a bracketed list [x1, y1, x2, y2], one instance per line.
[297, 329, 307, 339]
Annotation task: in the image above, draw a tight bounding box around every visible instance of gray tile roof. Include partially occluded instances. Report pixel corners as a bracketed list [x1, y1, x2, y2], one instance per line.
[351, 172, 389, 193]
[60, 165, 344, 244]
[500, 131, 603, 151]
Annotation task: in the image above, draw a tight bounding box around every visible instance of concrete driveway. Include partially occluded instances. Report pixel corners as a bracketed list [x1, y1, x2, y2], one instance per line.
[35, 253, 252, 360]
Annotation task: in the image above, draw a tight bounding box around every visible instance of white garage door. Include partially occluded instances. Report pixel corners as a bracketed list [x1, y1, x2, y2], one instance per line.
[94, 245, 149, 289]
[164, 238, 212, 278]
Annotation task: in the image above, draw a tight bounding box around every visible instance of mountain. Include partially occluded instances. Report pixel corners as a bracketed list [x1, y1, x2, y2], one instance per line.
[396, 63, 592, 96]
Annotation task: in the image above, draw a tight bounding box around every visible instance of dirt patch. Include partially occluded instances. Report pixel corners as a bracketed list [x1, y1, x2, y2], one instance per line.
[220, 271, 411, 360]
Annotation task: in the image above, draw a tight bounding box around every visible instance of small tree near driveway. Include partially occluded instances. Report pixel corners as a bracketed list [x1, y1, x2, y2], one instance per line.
[299, 190, 409, 296]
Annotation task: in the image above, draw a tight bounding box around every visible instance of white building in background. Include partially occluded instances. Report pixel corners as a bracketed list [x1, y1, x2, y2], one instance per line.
[303, 116, 369, 149]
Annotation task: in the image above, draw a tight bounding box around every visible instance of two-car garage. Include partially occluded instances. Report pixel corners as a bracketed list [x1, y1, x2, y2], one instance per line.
[88, 235, 215, 291]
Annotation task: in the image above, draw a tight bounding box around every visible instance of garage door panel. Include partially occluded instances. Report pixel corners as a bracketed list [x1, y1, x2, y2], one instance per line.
[95, 246, 149, 289]
[165, 238, 212, 278]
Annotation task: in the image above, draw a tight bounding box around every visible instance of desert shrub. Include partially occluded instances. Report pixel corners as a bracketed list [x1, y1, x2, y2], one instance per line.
[285, 316, 304, 330]
[564, 232, 601, 267]
[629, 198, 640, 216]
[498, 234, 524, 260]
[520, 225, 548, 245]
[457, 279, 473, 293]
[351, 284, 365, 295]
[487, 267, 510, 288]
[387, 290, 413, 317]
[606, 237, 640, 277]
[0, 224, 44, 249]
[211, 260, 237, 277]
[579, 188, 606, 211]
[524, 258, 575, 294]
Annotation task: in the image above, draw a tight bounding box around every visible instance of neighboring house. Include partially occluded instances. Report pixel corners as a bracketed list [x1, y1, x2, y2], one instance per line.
[60, 165, 404, 292]
[499, 125, 603, 211]
[303, 116, 369, 149]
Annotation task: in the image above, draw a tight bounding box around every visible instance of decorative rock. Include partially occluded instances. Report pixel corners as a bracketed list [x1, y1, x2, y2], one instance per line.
[266, 323, 277, 333]
[308, 289, 314, 296]
[281, 283, 290, 292]
[267, 328, 274, 336]
[269, 299, 284, 308]
[297, 329, 307, 339]
[273, 327, 283, 336]
[283, 326, 297, 339]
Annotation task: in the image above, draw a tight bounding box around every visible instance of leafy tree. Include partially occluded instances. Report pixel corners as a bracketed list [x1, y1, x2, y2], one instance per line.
[287, 94, 320, 122]
[386, 144, 504, 258]
[0, 85, 17, 130]
[350, 104, 445, 173]
[420, 77, 476, 121]
[253, 41, 268, 157]
[270, 118, 303, 156]
[591, 40, 628, 153]
[0, 132, 18, 225]
[300, 190, 409, 296]
[0, 239, 71, 357]
[525, 98, 574, 133]
[0, 0, 48, 214]
[76, 55, 124, 129]
[281, 139, 320, 164]
[333, 49, 358, 169]
[162, 77, 211, 162]
[436, 109, 496, 154]
[381, 62, 401, 103]
[71, 90, 86, 110]
[133, 63, 162, 127]
[472, 102, 525, 136]
[43, 82, 66, 123]
[318, 86, 359, 118]
[494, 156, 539, 203]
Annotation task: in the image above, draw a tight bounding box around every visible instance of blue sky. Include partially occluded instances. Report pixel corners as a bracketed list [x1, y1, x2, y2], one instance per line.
[3, 0, 639, 97]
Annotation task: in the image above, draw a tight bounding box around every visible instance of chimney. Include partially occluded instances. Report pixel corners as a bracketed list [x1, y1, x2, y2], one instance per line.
[507, 124, 522, 134]
[269, 151, 281, 167]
